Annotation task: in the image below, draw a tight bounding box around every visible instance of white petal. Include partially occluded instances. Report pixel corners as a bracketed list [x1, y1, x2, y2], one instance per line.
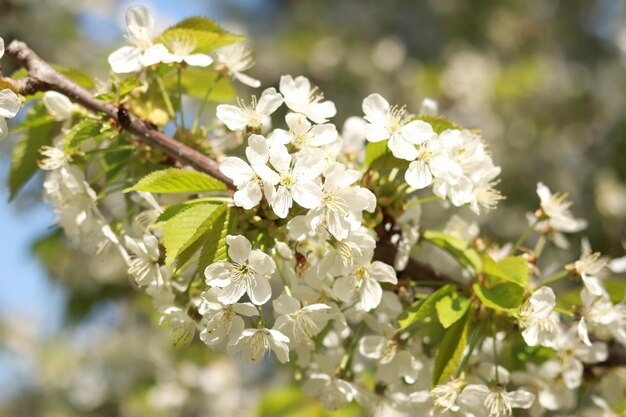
[226, 235, 252, 264]
[125, 6, 155, 42]
[257, 87, 284, 116]
[307, 101, 336, 124]
[108, 46, 143, 73]
[233, 181, 262, 209]
[333, 276, 356, 302]
[246, 134, 270, 166]
[405, 160, 433, 189]
[248, 249, 276, 276]
[184, 53, 213, 67]
[234, 72, 261, 88]
[400, 120, 435, 145]
[272, 186, 293, 219]
[0, 89, 20, 119]
[216, 105, 246, 131]
[509, 390, 535, 409]
[359, 335, 387, 359]
[362, 93, 390, 124]
[220, 157, 253, 185]
[269, 144, 292, 174]
[0, 37, 4, 60]
[369, 261, 397, 284]
[42, 91, 72, 121]
[218, 282, 247, 305]
[360, 277, 383, 311]
[292, 181, 323, 209]
[310, 124, 338, 146]
[267, 329, 290, 363]
[273, 294, 300, 315]
[267, 129, 293, 146]
[582, 275, 605, 296]
[140, 43, 169, 67]
[388, 134, 418, 161]
[248, 276, 272, 305]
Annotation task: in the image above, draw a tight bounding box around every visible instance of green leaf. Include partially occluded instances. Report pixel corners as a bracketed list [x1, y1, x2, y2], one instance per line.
[482, 255, 529, 288]
[398, 285, 455, 331]
[162, 203, 224, 266]
[158, 17, 245, 52]
[198, 206, 235, 273]
[64, 119, 103, 151]
[118, 76, 143, 97]
[164, 70, 235, 101]
[432, 307, 471, 387]
[473, 282, 525, 312]
[8, 116, 57, 200]
[126, 168, 226, 193]
[415, 115, 461, 135]
[436, 294, 471, 329]
[422, 230, 483, 272]
[363, 140, 388, 168]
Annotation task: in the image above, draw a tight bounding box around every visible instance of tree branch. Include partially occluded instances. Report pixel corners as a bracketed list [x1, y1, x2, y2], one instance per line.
[4, 40, 234, 188]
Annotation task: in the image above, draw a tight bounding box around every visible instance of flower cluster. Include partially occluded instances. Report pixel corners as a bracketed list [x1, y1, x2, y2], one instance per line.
[5, 6, 626, 417]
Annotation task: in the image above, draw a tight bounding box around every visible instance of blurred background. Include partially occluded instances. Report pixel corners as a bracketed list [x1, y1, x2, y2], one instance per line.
[1, 0, 625, 415]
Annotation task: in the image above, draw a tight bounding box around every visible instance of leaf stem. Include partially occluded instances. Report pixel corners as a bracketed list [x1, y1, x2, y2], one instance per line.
[177, 66, 185, 129]
[514, 219, 540, 251]
[192, 74, 222, 134]
[156, 74, 176, 124]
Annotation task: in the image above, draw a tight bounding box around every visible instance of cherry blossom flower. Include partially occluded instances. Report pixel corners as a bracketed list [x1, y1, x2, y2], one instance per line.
[124, 234, 162, 286]
[332, 256, 397, 312]
[217, 88, 283, 132]
[359, 335, 422, 383]
[305, 162, 376, 240]
[280, 75, 337, 123]
[230, 327, 290, 363]
[197, 288, 258, 347]
[303, 353, 361, 410]
[108, 6, 169, 73]
[0, 38, 21, 140]
[219, 134, 279, 209]
[204, 235, 276, 305]
[42, 91, 74, 121]
[362, 93, 436, 161]
[268, 112, 337, 150]
[460, 384, 534, 417]
[517, 287, 559, 348]
[532, 182, 587, 248]
[267, 144, 324, 218]
[162, 36, 213, 67]
[214, 43, 261, 88]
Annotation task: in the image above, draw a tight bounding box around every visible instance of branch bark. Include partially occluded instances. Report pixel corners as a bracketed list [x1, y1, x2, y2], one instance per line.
[4, 40, 234, 188]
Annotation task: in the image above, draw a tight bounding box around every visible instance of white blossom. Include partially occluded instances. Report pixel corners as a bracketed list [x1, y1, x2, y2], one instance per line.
[204, 235, 276, 305]
[460, 384, 534, 417]
[231, 327, 290, 363]
[215, 43, 261, 88]
[219, 134, 279, 209]
[0, 39, 21, 141]
[42, 91, 74, 121]
[268, 112, 337, 150]
[197, 288, 258, 347]
[107, 6, 170, 73]
[162, 36, 213, 67]
[280, 75, 336, 123]
[216, 88, 283, 132]
[362, 93, 436, 161]
[518, 287, 559, 348]
[124, 234, 162, 286]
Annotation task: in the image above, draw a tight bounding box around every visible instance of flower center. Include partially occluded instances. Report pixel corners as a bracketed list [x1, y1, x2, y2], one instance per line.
[280, 174, 296, 188]
[484, 387, 512, 417]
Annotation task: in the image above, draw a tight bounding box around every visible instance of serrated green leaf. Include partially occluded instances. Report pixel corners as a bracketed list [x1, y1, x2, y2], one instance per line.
[422, 230, 483, 272]
[8, 116, 57, 200]
[162, 203, 224, 266]
[436, 294, 471, 329]
[473, 282, 524, 312]
[415, 115, 461, 135]
[164, 69, 235, 101]
[64, 119, 103, 151]
[158, 17, 245, 52]
[432, 307, 471, 387]
[126, 168, 226, 193]
[398, 285, 455, 331]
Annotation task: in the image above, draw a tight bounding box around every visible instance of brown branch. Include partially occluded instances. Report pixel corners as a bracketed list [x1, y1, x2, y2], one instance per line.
[4, 40, 234, 188]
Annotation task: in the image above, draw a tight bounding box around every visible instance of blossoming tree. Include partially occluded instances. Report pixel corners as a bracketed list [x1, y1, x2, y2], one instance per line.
[2, 6, 626, 416]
